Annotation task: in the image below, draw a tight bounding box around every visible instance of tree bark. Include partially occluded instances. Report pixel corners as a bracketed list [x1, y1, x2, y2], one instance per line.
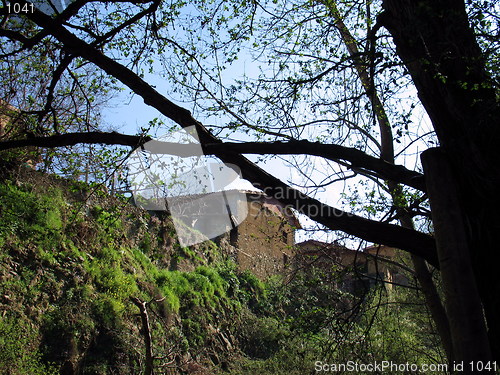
[382, 0, 500, 359]
[422, 148, 492, 372]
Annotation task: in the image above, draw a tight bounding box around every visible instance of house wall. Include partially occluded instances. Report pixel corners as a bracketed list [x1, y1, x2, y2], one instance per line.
[233, 196, 295, 279]
[295, 241, 409, 293]
[364, 245, 408, 289]
[214, 191, 297, 279]
[0, 101, 42, 168]
[0, 101, 16, 139]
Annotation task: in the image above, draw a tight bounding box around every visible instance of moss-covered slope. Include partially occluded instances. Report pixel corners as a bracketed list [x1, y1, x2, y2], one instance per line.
[0, 164, 445, 375]
[0, 164, 264, 375]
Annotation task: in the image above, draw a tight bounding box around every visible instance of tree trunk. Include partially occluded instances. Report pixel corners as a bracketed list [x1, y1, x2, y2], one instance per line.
[328, 4, 454, 362]
[422, 148, 492, 372]
[382, 0, 500, 360]
[131, 297, 154, 375]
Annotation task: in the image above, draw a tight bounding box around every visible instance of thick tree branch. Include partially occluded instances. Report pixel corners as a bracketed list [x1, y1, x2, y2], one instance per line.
[201, 141, 425, 192]
[20, 6, 437, 266]
[0, 131, 436, 264]
[0, 131, 150, 150]
[0, 135, 425, 191]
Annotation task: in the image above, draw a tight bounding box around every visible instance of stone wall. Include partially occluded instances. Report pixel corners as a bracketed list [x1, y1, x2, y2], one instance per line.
[0, 100, 42, 168]
[295, 240, 409, 293]
[214, 191, 299, 279]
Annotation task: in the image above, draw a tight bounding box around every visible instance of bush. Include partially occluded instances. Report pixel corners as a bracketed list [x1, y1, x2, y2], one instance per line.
[0, 315, 58, 375]
[239, 311, 287, 359]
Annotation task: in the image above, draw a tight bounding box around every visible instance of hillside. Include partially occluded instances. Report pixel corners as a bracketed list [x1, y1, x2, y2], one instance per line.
[0, 162, 446, 374]
[0, 162, 268, 374]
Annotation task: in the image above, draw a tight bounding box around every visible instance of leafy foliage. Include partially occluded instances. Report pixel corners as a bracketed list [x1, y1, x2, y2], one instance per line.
[223, 272, 446, 375]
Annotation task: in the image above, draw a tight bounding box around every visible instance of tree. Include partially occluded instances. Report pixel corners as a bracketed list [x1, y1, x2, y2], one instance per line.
[380, 1, 499, 366]
[1, 0, 498, 368]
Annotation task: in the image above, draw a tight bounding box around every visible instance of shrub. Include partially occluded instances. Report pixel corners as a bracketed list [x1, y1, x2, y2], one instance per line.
[0, 315, 58, 375]
[239, 312, 287, 359]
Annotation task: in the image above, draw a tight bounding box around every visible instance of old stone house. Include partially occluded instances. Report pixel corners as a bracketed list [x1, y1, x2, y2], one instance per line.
[363, 244, 409, 289]
[185, 190, 300, 279]
[0, 100, 42, 168]
[221, 190, 301, 279]
[145, 189, 301, 279]
[166, 190, 408, 285]
[0, 100, 17, 139]
[295, 240, 408, 293]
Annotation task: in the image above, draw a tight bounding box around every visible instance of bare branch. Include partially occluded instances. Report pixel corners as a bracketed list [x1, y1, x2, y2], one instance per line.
[0, 131, 150, 150]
